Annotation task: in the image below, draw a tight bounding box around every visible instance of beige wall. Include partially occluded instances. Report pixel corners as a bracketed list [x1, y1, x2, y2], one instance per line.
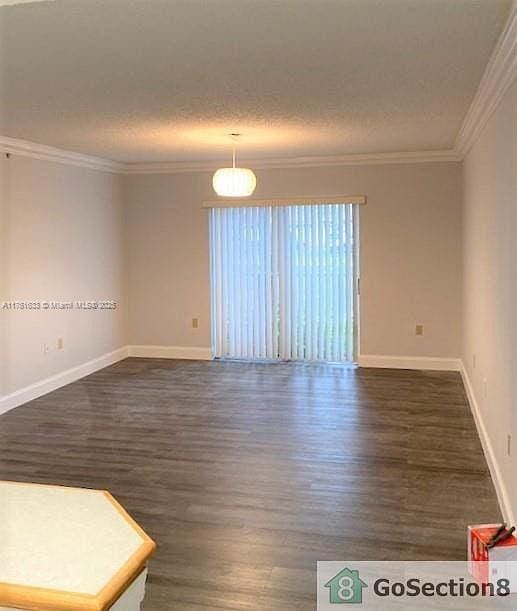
[125, 162, 462, 358]
[1, 155, 462, 402]
[0, 152, 7, 395]
[462, 79, 517, 517]
[0, 155, 126, 397]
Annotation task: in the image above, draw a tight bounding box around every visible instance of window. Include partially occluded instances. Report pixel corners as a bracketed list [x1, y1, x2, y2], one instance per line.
[209, 202, 359, 362]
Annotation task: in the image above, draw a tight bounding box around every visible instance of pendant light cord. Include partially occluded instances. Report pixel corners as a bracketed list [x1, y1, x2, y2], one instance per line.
[230, 132, 240, 169]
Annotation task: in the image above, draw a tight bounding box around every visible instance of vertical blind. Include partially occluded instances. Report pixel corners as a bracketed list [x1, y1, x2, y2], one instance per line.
[209, 203, 359, 362]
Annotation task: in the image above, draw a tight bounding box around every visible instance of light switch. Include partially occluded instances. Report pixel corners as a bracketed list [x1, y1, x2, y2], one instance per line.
[415, 324, 424, 336]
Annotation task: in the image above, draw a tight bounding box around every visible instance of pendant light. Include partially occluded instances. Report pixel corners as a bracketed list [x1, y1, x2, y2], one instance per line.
[212, 133, 257, 197]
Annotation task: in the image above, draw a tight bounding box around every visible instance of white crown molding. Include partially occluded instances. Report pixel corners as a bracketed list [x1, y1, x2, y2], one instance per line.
[0, 0, 55, 5]
[455, 5, 517, 157]
[121, 149, 461, 174]
[0, 135, 460, 174]
[0, 136, 124, 173]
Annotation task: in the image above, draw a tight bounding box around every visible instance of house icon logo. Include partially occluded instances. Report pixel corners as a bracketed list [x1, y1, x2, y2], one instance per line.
[324, 567, 367, 604]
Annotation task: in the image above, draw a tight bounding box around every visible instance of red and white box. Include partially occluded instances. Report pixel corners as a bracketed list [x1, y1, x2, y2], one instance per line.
[468, 523, 517, 590]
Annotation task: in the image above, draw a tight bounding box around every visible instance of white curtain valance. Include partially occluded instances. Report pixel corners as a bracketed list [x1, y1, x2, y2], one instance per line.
[203, 195, 366, 209]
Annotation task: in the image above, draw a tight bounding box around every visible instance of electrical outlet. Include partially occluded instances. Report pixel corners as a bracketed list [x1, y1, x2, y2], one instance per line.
[192, 318, 199, 329]
[57, 337, 64, 350]
[415, 324, 424, 336]
[507, 434, 512, 457]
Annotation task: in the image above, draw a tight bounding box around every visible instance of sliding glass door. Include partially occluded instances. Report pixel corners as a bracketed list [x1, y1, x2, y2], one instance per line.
[209, 203, 359, 362]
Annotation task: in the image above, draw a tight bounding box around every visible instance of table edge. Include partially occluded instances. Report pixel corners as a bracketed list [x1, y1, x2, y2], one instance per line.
[0, 482, 156, 611]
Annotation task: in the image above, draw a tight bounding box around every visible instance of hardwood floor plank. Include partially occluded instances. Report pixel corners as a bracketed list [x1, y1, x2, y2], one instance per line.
[0, 358, 500, 610]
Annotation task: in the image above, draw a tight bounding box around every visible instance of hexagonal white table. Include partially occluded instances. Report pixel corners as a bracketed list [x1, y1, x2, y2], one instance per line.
[0, 481, 156, 610]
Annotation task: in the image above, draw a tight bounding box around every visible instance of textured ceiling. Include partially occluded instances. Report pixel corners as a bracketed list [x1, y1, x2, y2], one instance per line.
[0, 0, 511, 163]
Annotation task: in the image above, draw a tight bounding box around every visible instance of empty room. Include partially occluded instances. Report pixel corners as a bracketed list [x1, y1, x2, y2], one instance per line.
[0, 0, 516, 609]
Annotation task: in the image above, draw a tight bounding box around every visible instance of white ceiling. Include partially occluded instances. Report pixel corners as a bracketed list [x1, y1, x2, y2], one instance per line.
[0, 0, 511, 163]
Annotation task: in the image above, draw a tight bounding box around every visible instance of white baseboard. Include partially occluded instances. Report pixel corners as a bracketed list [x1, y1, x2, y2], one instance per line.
[0, 345, 212, 416]
[128, 345, 213, 360]
[460, 361, 514, 526]
[358, 354, 461, 371]
[0, 346, 129, 417]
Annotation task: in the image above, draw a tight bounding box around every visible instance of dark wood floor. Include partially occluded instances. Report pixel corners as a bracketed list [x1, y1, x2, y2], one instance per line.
[0, 358, 500, 610]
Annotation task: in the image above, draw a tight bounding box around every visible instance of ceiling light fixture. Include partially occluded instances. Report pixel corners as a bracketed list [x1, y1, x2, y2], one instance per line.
[212, 133, 256, 197]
